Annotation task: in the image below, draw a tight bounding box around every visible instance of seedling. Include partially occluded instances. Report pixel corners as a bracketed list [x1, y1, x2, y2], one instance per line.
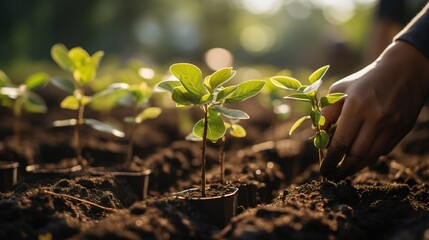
[157, 63, 265, 196]
[92, 80, 162, 168]
[270, 65, 346, 166]
[50, 44, 124, 166]
[0, 70, 49, 146]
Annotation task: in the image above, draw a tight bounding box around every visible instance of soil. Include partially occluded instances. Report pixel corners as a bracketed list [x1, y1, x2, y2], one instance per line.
[1, 102, 429, 239]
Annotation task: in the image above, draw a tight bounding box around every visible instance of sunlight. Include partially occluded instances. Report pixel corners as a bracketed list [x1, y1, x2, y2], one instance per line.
[240, 25, 275, 55]
[204, 48, 234, 71]
[240, 0, 284, 14]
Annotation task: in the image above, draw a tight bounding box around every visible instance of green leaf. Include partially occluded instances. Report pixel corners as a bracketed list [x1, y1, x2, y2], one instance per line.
[320, 92, 347, 108]
[68, 47, 91, 68]
[73, 65, 96, 85]
[172, 86, 194, 105]
[213, 105, 249, 119]
[60, 96, 79, 110]
[90, 51, 104, 69]
[206, 67, 236, 91]
[51, 119, 77, 127]
[216, 85, 238, 102]
[193, 109, 226, 142]
[229, 123, 246, 138]
[309, 65, 329, 84]
[170, 63, 207, 99]
[23, 92, 47, 113]
[303, 79, 322, 93]
[0, 87, 19, 99]
[185, 132, 202, 141]
[199, 93, 213, 105]
[289, 116, 310, 135]
[284, 93, 312, 102]
[85, 119, 125, 137]
[25, 72, 50, 90]
[0, 70, 11, 87]
[90, 88, 128, 111]
[135, 107, 162, 123]
[314, 130, 329, 149]
[310, 110, 325, 127]
[51, 78, 76, 93]
[156, 80, 182, 92]
[270, 76, 302, 90]
[51, 44, 74, 72]
[225, 80, 265, 103]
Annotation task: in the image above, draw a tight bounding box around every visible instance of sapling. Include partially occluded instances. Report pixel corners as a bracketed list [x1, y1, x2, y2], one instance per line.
[92, 80, 162, 168]
[270, 65, 346, 167]
[50, 44, 124, 166]
[0, 70, 49, 146]
[157, 63, 265, 197]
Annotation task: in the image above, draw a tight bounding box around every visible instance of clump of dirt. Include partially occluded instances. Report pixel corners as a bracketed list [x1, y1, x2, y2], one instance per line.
[217, 179, 429, 240]
[0, 175, 134, 239]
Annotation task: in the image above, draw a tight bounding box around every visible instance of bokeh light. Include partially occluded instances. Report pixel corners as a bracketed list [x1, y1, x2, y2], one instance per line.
[204, 48, 234, 70]
[240, 25, 276, 55]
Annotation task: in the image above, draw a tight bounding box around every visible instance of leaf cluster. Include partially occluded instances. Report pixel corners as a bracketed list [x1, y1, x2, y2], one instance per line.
[50, 44, 124, 137]
[0, 70, 49, 116]
[157, 63, 265, 142]
[270, 65, 346, 149]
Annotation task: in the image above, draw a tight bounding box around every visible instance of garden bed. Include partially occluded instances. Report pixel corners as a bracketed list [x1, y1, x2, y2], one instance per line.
[1, 103, 429, 240]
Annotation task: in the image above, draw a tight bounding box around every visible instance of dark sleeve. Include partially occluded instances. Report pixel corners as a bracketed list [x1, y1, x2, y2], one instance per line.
[396, 4, 429, 60]
[376, 0, 406, 25]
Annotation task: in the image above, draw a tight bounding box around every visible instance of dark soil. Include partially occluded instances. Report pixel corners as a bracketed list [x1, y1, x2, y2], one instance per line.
[1, 102, 429, 239]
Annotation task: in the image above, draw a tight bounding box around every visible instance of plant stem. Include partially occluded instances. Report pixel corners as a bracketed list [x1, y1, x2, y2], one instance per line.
[75, 100, 85, 166]
[219, 136, 225, 186]
[201, 105, 208, 197]
[43, 190, 117, 212]
[125, 123, 137, 168]
[13, 104, 22, 147]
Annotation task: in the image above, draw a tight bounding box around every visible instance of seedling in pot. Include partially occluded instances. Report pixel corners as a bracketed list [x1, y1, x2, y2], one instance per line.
[50, 44, 124, 166]
[157, 63, 265, 197]
[92, 80, 162, 168]
[270, 65, 346, 167]
[0, 70, 49, 146]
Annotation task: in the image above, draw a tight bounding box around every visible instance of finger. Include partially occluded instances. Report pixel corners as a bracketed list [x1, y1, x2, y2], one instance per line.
[320, 101, 362, 179]
[321, 102, 343, 130]
[334, 122, 378, 179]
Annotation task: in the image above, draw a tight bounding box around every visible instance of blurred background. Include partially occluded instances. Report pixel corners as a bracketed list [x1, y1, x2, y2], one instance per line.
[0, 0, 384, 79]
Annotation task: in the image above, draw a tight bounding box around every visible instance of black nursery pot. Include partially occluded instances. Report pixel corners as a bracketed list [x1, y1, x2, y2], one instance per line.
[237, 183, 257, 212]
[89, 167, 151, 200]
[176, 186, 239, 228]
[0, 161, 19, 192]
[25, 163, 82, 179]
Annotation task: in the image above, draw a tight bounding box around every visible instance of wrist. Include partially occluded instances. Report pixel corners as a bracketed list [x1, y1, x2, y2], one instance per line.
[378, 41, 429, 98]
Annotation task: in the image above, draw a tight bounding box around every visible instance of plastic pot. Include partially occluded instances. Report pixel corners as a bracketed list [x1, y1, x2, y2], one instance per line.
[89, 167, 151, 200]
[176, 186, 238, 228]
[25, 163, 82, 179]
[237, 183, 257, 213]
[0, 161, 19, 192]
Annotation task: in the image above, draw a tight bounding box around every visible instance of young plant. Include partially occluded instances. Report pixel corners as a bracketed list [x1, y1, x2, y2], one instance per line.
[92, 80, 162, 168]
[0, 70, 49, 146]
[270, 65, 346, 166]
[50, 44, 124, 166]
[157, 63, 265, 197]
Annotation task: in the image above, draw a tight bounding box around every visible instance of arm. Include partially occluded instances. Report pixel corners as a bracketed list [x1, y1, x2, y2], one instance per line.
[320, 3, 429, 180]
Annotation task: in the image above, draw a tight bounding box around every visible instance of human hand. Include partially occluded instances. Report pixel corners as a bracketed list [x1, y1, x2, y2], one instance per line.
[320, 41, 429, 180]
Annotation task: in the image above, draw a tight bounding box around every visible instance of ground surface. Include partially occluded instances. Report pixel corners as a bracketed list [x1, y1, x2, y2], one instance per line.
[1, 103, 429, 240]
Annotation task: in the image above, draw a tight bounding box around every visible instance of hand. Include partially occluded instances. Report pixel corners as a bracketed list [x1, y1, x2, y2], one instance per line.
[320, 41, 429, 180]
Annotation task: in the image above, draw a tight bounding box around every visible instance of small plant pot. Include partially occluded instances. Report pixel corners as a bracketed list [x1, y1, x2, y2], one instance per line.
[0, 161, 19, 192]
[25, 163, 82, 179]
[89, 167, 151, 200]
[176, 185, 239, 228]
[237, 183, 257, 213]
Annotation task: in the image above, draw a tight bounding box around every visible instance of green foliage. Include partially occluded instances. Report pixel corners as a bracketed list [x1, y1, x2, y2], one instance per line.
[157, 63, 265, 143]
[50, 43, 124, 156]
[157, 63, 264, 193]
[0, 70, 49, 115]
[270, 65, 347, 160]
